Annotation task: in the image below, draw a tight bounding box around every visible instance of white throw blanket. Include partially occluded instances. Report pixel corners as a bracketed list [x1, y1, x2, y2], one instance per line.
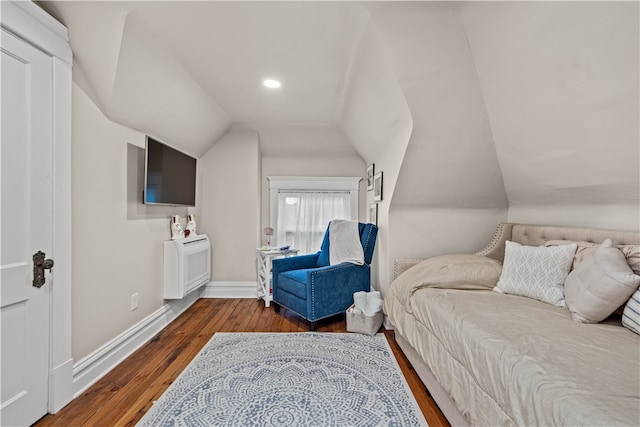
[329, 220, 364, 266]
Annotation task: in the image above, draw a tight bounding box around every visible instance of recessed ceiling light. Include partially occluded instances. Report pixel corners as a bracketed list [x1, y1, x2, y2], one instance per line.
[263, 79, 281, 89]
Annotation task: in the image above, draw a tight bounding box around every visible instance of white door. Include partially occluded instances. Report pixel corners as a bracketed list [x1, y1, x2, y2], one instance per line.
[1, 28, 53, 426]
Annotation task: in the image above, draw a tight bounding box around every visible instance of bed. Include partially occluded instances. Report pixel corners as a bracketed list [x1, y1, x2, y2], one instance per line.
[385, 223, 640, 426]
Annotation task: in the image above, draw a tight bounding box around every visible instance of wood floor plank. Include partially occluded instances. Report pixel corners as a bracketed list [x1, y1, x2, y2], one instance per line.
[87, 304, 216, 426]
[35, 298, 449, 427]
[247, 300, 264, 332]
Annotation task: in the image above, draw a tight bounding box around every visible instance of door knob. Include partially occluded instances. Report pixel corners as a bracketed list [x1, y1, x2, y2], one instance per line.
[33, 251, 54, 288]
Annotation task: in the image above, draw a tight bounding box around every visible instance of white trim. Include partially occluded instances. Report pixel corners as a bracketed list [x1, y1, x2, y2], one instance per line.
[1, 2, 74, 414]
[0, 1, 72, 64]
[71, 289, 202, 397]
[48, 359, 73, 413]
[71, 282, 257, 398]
[49, 56, 73, 413]
[267, 176, 361, 191]
[267, 176, 362, 242]
[201, 281, 257, 299]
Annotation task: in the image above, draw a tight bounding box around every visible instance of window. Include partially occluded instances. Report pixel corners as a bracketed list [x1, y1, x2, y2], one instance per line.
[277, 191, 351, 254]
[268, 177, 361, 254]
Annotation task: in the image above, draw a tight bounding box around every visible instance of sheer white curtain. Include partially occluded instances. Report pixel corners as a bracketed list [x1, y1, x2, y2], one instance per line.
[276, 191, 351, 254]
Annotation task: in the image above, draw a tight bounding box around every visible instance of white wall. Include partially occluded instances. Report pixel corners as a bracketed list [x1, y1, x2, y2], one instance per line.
[258, 124, 367, 247]
[110, 15, 232, 158]
[197, 128, 260, 282]
[459, 1, 639, 231]
[360, 1, 638, 295]
[42, 1, 232, 158]
[68, 0, 639, 361]
[70, 100, 359, 358]
[338, 7, 413, 293]
[508, 204, 640, 232]
[390, 207, 508, 261]
[364, 3, 510, 289]
[348, 4, 507, 293]
[72, 83, 182, 361]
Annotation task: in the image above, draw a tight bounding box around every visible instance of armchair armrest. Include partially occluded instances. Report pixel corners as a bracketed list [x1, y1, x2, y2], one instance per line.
[306, 263, 371, 320]
[272, 252, 320, 277]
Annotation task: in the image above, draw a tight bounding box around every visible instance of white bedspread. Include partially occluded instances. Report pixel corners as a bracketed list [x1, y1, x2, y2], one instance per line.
[329, 220, 364, 266]
[385, 286, 640, 426]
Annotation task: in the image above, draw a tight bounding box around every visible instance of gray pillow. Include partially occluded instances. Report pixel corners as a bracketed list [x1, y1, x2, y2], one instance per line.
[564, 239, 640, 323]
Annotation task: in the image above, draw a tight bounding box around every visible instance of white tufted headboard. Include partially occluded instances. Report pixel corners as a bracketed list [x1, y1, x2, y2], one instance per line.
[394, 223, 640, 280]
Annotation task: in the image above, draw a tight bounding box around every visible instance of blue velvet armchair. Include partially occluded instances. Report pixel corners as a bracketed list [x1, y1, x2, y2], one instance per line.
[272, 222, 378, 330]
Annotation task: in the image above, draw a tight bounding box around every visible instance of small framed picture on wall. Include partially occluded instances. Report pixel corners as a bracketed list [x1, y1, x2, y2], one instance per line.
[369, 203, 378, 226]
[366, 164, 375, 191]
[373, 171, 383, 201]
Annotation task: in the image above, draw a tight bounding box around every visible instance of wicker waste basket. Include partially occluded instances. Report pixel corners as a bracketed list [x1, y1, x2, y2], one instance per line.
[346, 304, 383, 336]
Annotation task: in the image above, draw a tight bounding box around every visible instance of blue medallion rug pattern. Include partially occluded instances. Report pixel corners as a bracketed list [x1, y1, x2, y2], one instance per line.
[137, 332, 428, 427]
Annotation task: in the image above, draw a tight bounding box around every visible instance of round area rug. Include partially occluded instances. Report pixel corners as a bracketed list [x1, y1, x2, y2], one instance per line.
[137, 332, 427, 427]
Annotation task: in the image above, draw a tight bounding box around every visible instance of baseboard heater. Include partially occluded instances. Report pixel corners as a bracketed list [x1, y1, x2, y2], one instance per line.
[163, 235, 211, 299]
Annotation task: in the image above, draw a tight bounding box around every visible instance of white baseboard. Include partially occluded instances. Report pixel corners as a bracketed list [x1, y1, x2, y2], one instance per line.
[201, 281, 257, 299]
[71, 288, 202, 397]
[70, 283, 257, 398]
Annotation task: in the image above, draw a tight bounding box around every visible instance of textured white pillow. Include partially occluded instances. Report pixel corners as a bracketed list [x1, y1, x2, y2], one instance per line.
[622, 288, 640, 335]
[493, 241, 577, 306]
[564, 239, 640, 323]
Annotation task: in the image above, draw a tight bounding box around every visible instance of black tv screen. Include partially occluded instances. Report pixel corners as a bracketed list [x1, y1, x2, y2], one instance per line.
[144, 136, 197, 206]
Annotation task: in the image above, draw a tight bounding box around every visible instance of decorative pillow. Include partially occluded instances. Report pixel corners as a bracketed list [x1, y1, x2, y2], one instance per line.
[564, 239, 640, 323]
[545, 240, 640, 275]
[493, 241, 577, 306]
[387, 254, 503, 314]
[622, 288, 640, 335]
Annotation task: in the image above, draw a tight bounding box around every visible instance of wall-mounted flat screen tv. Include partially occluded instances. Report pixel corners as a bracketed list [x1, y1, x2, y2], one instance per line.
[144, 136, 197, 206]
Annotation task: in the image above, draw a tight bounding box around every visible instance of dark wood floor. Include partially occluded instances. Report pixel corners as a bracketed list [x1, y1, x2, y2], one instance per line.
[35, 298, 449, 427]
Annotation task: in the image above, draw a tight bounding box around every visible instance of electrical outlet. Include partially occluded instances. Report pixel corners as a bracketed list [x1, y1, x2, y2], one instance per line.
[131, 293, 139, 311]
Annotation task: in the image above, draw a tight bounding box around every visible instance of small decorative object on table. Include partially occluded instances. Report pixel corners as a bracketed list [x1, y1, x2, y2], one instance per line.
[264, 227, 274, 248]
[186, 214, 197, 237]
[170, 215, 185, 240]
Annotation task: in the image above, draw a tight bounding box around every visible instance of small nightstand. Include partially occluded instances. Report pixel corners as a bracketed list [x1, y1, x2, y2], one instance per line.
[256, 248, 299, 307]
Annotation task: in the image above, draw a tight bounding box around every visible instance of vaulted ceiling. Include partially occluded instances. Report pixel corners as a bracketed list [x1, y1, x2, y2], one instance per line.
[40, 1, 366, 157]
[38, 1, 639, 216]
